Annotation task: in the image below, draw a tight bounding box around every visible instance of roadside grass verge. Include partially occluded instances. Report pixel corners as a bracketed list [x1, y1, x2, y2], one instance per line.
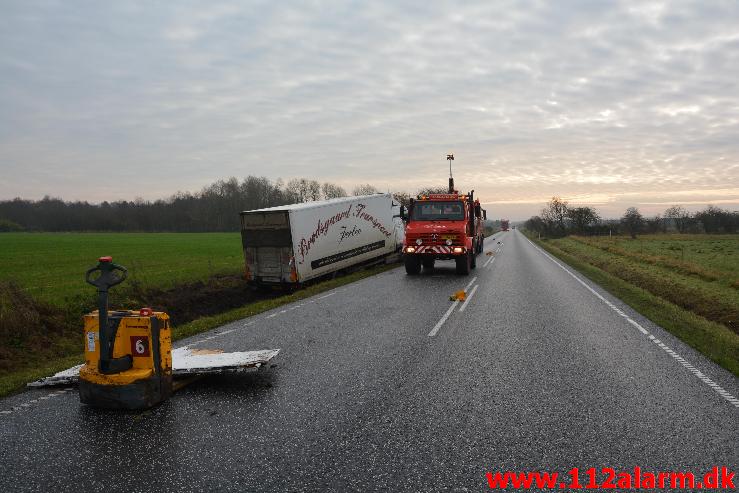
[0, 262, 399, 398]
[529, 235, 739, 377]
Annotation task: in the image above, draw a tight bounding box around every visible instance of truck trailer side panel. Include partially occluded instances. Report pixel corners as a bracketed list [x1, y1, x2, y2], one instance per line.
[241, 194, 398, 286]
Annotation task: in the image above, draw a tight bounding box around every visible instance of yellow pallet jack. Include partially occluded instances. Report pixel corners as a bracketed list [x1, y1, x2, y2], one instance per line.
[29, 257, 279, 410]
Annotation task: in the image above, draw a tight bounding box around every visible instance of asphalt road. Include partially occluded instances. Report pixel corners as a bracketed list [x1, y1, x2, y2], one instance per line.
[1, 230, 737, 492]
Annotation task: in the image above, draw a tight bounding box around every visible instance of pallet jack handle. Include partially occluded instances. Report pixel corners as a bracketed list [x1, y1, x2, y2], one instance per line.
[85, 257, 131, 374]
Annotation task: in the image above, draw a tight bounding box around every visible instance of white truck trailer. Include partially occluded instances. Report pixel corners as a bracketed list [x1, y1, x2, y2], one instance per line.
[240, 193, 403, 287]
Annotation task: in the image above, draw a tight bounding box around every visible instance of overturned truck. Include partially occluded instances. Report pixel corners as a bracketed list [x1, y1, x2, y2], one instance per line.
[240, 194, 403, 287]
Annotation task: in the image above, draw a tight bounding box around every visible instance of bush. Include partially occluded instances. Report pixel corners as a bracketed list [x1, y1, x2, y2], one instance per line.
[0, 218, 24, 232]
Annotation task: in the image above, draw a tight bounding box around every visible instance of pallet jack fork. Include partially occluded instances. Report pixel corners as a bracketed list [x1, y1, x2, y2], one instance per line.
[28, 257, 279, 410]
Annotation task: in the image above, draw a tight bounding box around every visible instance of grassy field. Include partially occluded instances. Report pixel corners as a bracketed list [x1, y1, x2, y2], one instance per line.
[0, 231, 401, 396]
[0, 232, 244, 306]
[533, 233, 739, 376]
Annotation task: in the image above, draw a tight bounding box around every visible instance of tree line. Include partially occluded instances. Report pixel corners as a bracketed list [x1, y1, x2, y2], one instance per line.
[524, 198, 739, 238]
[0, 176, 384, 232]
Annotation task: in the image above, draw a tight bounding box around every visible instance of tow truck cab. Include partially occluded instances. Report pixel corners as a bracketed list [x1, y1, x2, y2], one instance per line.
[401, 192, 485, 275]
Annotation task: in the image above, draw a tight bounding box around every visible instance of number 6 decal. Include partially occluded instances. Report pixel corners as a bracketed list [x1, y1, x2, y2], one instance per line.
[130, 336, 150, 357]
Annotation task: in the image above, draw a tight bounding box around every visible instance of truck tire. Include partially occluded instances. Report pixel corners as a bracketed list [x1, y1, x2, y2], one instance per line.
[405, 255, 422, 275]
[421, 258, 435, 270]
[455, 252, 471, 275]
[471, 251, 477, 269]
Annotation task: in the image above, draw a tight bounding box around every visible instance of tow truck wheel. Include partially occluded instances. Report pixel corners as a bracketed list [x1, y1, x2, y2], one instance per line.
[421, 258, 435, 270]
[405, 254, 422, 275]
[455, 252, 471, 275]
[471, 251, 477, 269]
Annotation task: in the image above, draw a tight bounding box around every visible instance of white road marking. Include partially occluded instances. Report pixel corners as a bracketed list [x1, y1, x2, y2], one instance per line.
[525, 235, 739, 409]
[428, 277, 478, 337]
[459, 284, 479, 312]
[483, 255, 494, 267]
[428, 301, 459, 337]
[266, 313, 277, 318]
[1, 389, 72, 417]
[487, 257, 496, 270]
[317, 292, 336, 300]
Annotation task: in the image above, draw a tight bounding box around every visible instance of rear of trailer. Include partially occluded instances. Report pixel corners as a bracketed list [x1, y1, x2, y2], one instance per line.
[240, 194, 400, 286]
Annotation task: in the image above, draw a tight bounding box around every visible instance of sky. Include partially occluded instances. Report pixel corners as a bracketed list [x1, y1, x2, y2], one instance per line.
[1, 1, 737, 220]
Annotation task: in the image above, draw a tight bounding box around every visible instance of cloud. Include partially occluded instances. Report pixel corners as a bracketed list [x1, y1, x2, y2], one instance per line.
[0, 0, 737, 219]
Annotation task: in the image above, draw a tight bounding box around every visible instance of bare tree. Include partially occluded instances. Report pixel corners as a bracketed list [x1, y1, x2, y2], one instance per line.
[352, 184, 380, 196]
[541, 197, 569, 236]
[321, 182, 347, 200]
[416, 187, 449, 196]
[286, 178, 321, 202]
[621, 207, 644, 239]
[392, 191, 411, 208]
[664, 205, 690, 233]
[524, 215, 545, 234]
[695, 205, 738, 233]
[566, 206, 600, 234]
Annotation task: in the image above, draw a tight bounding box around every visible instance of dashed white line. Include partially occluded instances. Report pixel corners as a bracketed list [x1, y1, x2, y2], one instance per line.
[428, 301, 459, 337]
[1, 388, 74, 417]
[428, 277, 478, 337]
[317, 292, 337, 300]
[525, 235, 739, 410]
[459, 284, 479, 312]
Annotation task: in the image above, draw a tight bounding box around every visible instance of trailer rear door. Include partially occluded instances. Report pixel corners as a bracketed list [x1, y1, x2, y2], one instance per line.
[240, 211, 294, 283]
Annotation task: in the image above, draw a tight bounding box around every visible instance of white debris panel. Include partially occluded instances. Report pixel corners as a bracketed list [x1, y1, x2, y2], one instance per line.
[27, 347, 280, 387]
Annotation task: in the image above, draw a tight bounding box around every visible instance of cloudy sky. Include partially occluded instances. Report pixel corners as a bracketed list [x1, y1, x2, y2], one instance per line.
[1, 1, 737, 219]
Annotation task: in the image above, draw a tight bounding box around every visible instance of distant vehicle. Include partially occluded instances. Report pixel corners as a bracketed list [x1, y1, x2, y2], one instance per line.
[501, 219, 510, 231]
[240, 194, 402, 287]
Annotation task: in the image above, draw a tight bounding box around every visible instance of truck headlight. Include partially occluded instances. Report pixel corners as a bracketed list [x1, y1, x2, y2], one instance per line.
[415, 238, 423, 245]
[453, 247, 464, 253]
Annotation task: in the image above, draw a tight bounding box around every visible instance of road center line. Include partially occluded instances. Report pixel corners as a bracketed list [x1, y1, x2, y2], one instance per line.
[459, 284, 479, 312]
[428, 277, 478, 337]
[428, 301, 459, 337]
[525, 235, 739, 409]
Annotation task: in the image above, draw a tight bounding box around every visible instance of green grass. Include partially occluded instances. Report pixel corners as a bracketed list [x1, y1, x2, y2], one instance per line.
[0, 260, 399, 398]
[530, 233, 739, 376]
[0, 232, 244, 306]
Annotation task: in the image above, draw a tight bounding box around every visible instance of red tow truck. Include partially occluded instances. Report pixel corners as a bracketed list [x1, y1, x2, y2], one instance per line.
[501, 219, 510, 232]
[401, 190, 486, 275]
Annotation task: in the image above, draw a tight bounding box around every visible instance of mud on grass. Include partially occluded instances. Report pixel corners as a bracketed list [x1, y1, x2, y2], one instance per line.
[0, 275, 270, 379]
[0, 262, 400, 396]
